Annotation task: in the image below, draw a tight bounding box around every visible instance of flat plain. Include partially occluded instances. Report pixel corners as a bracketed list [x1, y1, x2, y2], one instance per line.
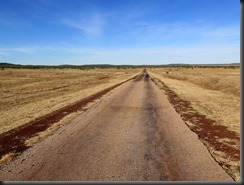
[0, 66, 240, 181]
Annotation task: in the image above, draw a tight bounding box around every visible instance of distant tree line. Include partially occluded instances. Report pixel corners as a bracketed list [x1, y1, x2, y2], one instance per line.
[0, 62, 240, 70]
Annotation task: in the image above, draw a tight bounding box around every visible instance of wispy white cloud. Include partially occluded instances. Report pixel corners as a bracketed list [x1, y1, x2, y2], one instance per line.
[132, 20, 239, 41]
[1, 42, 239, 55]
[1, 47, 39, 54]
[1, 41, 239, 64]
[204, 26, 239, 38]
[61, 13, 106, 36]
[0, 51, 8, 57]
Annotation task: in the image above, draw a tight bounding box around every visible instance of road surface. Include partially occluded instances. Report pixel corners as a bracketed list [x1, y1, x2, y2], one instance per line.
[0, 72, 233, 181]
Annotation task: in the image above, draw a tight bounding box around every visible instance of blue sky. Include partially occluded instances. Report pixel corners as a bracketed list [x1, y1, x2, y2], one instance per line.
[0, 0, 240, 65]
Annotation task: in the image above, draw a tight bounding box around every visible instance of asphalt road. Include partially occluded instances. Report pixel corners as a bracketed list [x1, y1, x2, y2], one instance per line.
[0, 73, 233, 181]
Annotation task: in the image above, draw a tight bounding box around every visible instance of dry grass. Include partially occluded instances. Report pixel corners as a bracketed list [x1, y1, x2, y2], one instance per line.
[156, 67, 240, 97]
[149, 67, 240, 181]
[0, 152, 15, 166]
[0, 68, 140, 134]
[149, 67, 240, 134]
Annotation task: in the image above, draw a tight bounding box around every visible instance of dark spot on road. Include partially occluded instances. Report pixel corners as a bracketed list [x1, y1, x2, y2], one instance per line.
[143, 80, 181, 181]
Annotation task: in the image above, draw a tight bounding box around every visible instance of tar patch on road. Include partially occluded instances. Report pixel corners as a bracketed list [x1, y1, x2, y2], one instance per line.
[142, 79, 181, 181]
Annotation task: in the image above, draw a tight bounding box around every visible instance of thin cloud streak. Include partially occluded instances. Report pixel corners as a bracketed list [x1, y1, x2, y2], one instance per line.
[1, 47, 39, 54]
[0, 51, 8, 57]
[204, 26, 240, 38]
[61, 13, 106, 36]
[0, 43, 239, 56]
[0, 42, 239, 64]
[133, 20, 239, 41]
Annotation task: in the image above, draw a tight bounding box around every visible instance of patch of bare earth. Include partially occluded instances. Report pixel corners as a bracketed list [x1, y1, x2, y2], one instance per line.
[0, 73, 140, 166]
[150, 76, 240, 181]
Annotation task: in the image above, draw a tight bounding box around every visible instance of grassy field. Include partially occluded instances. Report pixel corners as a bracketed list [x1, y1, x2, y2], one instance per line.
[148, 67, 240, 181]
[0, 66, 240, 180]
[0, 68, 140, 135]
[149, 67, 240, 133]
